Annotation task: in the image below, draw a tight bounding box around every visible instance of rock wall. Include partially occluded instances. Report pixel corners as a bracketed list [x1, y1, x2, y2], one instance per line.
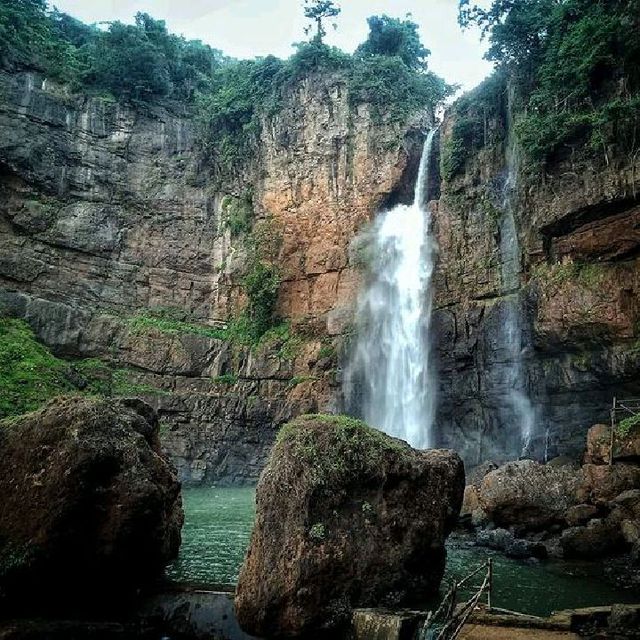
[0, 69, 425, 484]
[433, 84, 640, 465]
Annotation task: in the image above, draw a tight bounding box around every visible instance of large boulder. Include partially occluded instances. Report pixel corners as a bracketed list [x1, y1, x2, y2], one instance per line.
[0, 396, 183, 609]
[577, 463, 640, 504]
[234, 415, 464, 639]
[560, 519, 625, 558]
[478, 460, 581, 530]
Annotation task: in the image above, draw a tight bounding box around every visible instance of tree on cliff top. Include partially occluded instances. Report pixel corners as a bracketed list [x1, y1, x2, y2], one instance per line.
[356, 15, 430, 71]
[303, 0, 341, 43]
[458, 0, 640, 166]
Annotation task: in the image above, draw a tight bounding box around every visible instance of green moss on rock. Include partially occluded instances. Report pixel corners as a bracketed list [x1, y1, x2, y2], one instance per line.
[0, 317, 75, 418]
[274, 414, 409, 491]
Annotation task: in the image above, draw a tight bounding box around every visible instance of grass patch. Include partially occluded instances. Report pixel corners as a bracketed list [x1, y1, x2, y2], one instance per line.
[532, 261, 606, 290]
[0, 317, 75, 418]
[274, 414, 409, 492]
[287, 375, 318, 388]
[126, 309, 228, 340]
[212, 373, 238, 385]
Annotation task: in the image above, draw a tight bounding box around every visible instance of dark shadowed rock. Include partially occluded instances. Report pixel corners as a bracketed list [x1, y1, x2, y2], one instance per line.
[234, 415, 464, 639]
[560, 519, 625, 558]
[0, 396, 183, 610]
[478, 460, 581, 531]
[475, 528, 547, 559]
[565, 504, 599, 527]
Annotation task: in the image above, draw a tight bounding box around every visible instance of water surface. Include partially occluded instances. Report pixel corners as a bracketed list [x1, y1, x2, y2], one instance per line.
[169, 487, 639, 616]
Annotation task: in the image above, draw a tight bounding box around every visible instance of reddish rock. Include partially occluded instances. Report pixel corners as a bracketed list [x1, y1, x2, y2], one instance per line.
[235, 415, 464, 639]
[584, 424, 612, 465]
[577, 463, 640, 504]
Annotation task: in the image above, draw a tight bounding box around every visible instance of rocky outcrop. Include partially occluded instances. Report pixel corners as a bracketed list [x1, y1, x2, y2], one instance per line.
[477, 460, 581, 530]
[0, 396, 182, 610]
[463, 424, 640, 570]
[434, 79, 640, 465]
[235, 415, 464, 639]
[0, 69, 425, 484]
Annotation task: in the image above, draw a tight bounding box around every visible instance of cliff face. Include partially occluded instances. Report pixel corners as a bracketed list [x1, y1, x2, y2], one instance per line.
[434, 88, 640, 465]
[0, 69, 425, 484]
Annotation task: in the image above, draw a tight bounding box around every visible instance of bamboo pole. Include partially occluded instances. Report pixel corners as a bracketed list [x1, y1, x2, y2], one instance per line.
[610, 396, 616, 466]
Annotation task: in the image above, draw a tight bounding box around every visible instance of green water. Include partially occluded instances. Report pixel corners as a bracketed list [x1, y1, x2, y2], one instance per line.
[167, 486, 255, 586]
[168, 487, 639, 617]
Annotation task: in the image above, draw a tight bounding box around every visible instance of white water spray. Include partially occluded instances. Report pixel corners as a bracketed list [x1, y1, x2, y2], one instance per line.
[499, 170, 536, 457]
[344, 130, 438, 449]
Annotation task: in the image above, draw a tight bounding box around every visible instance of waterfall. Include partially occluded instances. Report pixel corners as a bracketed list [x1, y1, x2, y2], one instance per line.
[499, 168, 536, 457]
[344, 130, 438, 449]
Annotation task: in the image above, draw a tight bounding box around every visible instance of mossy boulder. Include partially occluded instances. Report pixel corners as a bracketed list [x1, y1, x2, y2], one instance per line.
[235, 414, 464, 639]
[0, 396, 183, 611]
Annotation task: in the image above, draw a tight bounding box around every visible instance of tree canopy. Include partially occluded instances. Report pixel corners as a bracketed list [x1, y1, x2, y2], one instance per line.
[458, 0, 640, 166]
[303, 0, 341, 43]
[355, 15, 430, 71]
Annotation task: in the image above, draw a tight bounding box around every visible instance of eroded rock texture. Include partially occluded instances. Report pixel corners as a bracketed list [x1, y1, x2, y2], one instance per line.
[0, 396, 183, 609]
[0, 70, 425, 484]
[235, 415, 464, 639]
[434, 84, 640, 465]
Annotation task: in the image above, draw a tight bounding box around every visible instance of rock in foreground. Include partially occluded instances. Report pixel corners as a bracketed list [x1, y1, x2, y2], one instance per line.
[235, 415, 464, 639]
[0, 396, 183, 609]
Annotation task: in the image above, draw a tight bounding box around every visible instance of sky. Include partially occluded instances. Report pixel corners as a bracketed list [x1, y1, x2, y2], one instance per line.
[49, 0, 493, 92]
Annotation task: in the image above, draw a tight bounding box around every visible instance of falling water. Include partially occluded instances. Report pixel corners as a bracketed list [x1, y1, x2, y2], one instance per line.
[344, 130, 437, 449]
[499, 169, 536, 457]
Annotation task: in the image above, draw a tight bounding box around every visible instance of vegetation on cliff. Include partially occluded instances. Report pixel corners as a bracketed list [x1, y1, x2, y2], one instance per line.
[458, 0, 640, 169]
[1, 2, 450, 182]
[0, 0, 222, 100]
[0, 317, 163, 419]
[0, 317, 74, 417]
[197, 13, 451, 181]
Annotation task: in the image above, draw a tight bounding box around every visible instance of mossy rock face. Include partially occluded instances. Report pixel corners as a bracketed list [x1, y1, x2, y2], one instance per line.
[0, 396, 183, 613]
[235, 414, 465, 639]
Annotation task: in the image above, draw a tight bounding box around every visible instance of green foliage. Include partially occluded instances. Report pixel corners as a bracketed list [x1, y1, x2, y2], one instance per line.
[308, 522, 326, 541]
[243, 260, 281, 342]
[275, 414, 408, 491]
[73, 358, 164, 397]
[532, 261, 605, 290]
[440, 72, 507, 181]
[348, 54, 451, 122]
[318, 342, 336, 360]
[212, 373, 238, 385]
[0, 318, 165, 419]
[0, 4, 223, 100]
[222, 190, 254, 236]
[303, 0, 341, 43]
[355, 15, 430, 71]
[459, 0, 640, 166]
[127, 309, 227, 340]
[0, 317, 74, 418]
[617, 413, 640, 438]
[288, 375, 318, 388]
[196, 29, 449, 180]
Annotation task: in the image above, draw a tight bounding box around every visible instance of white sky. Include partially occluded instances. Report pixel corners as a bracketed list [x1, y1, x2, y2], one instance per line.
[49, 0, 493, 91]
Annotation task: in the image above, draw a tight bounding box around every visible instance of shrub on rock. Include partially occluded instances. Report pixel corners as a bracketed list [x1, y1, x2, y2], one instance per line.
[0, 396, 183, 610]
[234, 414, 464, 639]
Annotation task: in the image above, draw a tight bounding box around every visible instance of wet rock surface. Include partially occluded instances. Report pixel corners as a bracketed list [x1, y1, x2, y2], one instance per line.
[0, 68, 424, 485]
[235, 415, 464, 639]
[0, 396, 183, 610]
